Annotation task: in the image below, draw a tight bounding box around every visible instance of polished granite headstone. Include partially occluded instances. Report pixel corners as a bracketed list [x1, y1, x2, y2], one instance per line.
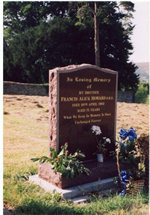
[39, 64, 118, 188]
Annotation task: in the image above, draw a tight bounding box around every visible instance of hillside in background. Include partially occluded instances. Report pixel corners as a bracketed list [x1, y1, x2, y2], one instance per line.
[135, 62, 149, 82]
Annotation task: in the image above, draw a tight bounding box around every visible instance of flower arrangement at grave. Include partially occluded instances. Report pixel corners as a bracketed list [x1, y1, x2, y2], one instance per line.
[136, 133, 149, 188]
[114, 127, 146, 196]
[31, 143, 90, 178]
[91, 125, 111, 162]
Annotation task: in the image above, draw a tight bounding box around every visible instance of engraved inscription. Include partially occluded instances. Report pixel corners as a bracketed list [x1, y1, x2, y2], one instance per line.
[58, 67, 117, 160]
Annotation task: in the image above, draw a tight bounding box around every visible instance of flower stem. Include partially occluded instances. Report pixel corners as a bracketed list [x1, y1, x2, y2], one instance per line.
[116, 146, 121, 180]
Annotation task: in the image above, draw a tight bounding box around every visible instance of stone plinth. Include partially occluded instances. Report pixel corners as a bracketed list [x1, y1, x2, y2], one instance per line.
[38, 160, 118, 189]
[29, 174, 115, 200]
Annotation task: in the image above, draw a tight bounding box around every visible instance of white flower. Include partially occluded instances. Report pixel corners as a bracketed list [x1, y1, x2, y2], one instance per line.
[106, 138, 111, 143]
[91, 125, 102, 135]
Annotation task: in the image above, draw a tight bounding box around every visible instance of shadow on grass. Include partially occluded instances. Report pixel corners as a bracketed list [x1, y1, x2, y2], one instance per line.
[3, 208, 14, 215]
[4, 191, 149, 215]
[14, 199, 85, 215]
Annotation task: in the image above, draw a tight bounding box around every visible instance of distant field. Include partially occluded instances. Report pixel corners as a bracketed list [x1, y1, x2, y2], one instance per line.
[3, 95, 149, 215]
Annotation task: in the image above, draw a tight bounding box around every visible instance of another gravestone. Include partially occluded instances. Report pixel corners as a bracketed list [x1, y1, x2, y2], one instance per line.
[39, 64, 118, 188]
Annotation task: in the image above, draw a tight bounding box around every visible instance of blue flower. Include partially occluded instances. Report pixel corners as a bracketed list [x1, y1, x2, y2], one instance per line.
[119, 141, 127, 149]
[127, 127, 137, 141]
[120, 188, 126, 196]
[119, 127, 137, 141]
[120, 170, 129, 182]
[119, 128, 128, 140]
[121, 180, 127, 196]
[120, 170, 130, 196]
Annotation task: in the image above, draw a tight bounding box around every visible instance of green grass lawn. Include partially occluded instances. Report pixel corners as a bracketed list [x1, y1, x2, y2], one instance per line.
[3, 95, 149, 215]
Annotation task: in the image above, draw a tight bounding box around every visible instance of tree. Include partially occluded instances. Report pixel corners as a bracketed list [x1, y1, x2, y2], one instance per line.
[4, 1, 139, 90]
[72, 1, 139, 90]
[94, 2, 100, 66]
[3, 2, 69, 34]
[75, 2, 100, 66]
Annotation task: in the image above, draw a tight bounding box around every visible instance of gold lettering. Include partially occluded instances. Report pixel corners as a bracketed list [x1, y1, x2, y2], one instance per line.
[75, 120, 91, 125]
[85, 91, 99, 95]
[79, 96, 90, 101]
[101, 113, 111, 117]
[64, 115, 72, 119]
[91, 119, 102, 123]
[91, 96, 114, 101]
[93, 78, 111, 83]
[90, 108, 100, 112]
[98, 102, 105, 106]
[78, 115, 86, 119]
[81, 103, 88, 107]
[90, 113, 101, 118]
[61, 97, 78, 102]
[77, 109, 86, 113]
[87, 84, 92, 89]
[89, 102, 97, 106]
[73, 115, 77, 119]
[75, 77, 92, 83]
[79, 91, 84, 95]
[66, 77, 73, 82]
[72, 103, 80, 107]
[105, 113, 111, 116]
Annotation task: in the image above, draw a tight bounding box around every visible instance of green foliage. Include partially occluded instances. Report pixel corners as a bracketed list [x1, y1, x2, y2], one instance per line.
[4, 2, 139, 90]
[31, 143, 90, 178]
[7, 190, 149, 215]
[3, 2, 68, 34]
[91, 125, 111, 154]
[96, 140, 109, 154]
[117, 138, 145, 181]
[13, 166, 37, 181]
[135, 82, 149, 104]
[4, 17, 94, 83]
[14, 172, 30, 181]
[4, 170, 149, 214]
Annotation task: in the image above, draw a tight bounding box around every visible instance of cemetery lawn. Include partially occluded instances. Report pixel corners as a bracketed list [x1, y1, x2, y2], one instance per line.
[3, 95, 149, 215]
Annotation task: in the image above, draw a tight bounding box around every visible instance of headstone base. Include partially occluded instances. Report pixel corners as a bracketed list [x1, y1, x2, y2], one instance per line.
[29, 174, 115, 200]
[38, 160, 118, 189]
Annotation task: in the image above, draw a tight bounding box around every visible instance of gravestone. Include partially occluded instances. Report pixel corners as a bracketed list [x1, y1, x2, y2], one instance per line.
[39, 64, 118, 188]
[49, 64, 118, 159]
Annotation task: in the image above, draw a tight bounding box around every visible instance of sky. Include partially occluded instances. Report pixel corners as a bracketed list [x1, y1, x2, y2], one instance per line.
[130, 1, 149, 63]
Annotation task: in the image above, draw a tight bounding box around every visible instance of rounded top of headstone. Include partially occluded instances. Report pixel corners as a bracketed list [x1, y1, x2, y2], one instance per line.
[50, 64, 117, 75]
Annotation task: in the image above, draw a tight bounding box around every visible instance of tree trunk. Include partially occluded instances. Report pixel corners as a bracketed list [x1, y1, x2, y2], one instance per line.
[94, 2, 100, 67]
